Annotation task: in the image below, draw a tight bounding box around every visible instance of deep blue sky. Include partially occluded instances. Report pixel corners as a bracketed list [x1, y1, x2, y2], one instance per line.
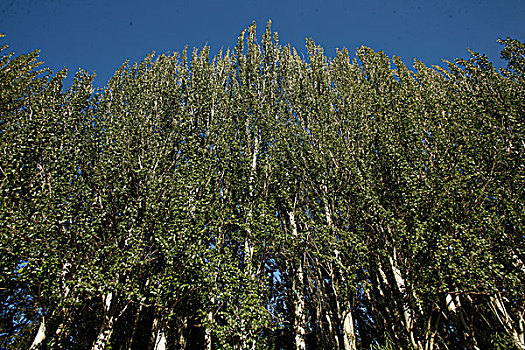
[2, 0, 524, 87]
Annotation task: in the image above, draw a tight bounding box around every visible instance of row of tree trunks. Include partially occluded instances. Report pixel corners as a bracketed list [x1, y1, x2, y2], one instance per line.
[489, 292, 525, 350]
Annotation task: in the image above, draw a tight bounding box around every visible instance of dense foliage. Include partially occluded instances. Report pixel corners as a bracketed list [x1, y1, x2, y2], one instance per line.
[1, 22, 524, 350]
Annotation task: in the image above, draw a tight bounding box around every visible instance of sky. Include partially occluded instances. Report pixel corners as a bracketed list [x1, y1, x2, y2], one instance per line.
[1, 0, 524, 88]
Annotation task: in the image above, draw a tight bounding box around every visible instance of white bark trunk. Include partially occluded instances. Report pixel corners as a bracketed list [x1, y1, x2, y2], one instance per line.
[289, 209, 307, 350]
[244, 238, 255, 272]
[388, 252, 421, 350]
[244, 133, 259, 274]
[150, 309, 168, 350]
[153, 329, 167, 350]
[446, 294, 480, 350]
[30, 315, 46, 350]
[388, 255, 412, 330]
[342, 306, 357, 350]
[325, 312, 340, 349]
[205, 298, 215, 350]
[92, 292, 117, 350]
[370, 265, 402, 345]
[317, 313, 339, 349]
[445, 293, 458, 314]
[292, 262, 307, 350]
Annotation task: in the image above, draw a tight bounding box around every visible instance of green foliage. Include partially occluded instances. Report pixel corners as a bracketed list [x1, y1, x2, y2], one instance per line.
[499, 37, 525, 79]
[1, 23, 524, 350]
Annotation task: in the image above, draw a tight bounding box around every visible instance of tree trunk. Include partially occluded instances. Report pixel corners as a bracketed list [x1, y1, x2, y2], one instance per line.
[177, 317, 188, 350]
[205, 297, 215, 350]
[128, 303, 144, 349]
[424, 306, 440, 350]
[445, 294, 480, 350]
[388, 253, 419, 349]
[153, 331, 167, 350]
[342, 305, 357, 350]
[244, 132, 259, 275]
[150, 308, 168, 350]
[29, 315, 46, 350]
[289, 209, 307, 350]
[92, 292, 118, 350]
[375, 260, 404, 346]
[325, 312, 340, 349]
[292, 261, 307, 350]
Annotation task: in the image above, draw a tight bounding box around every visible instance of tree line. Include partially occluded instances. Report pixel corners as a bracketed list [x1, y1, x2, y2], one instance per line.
[1, 22, 524, 349]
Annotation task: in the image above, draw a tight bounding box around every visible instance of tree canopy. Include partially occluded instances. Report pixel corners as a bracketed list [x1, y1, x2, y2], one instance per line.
[1, 21, 524, 350]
